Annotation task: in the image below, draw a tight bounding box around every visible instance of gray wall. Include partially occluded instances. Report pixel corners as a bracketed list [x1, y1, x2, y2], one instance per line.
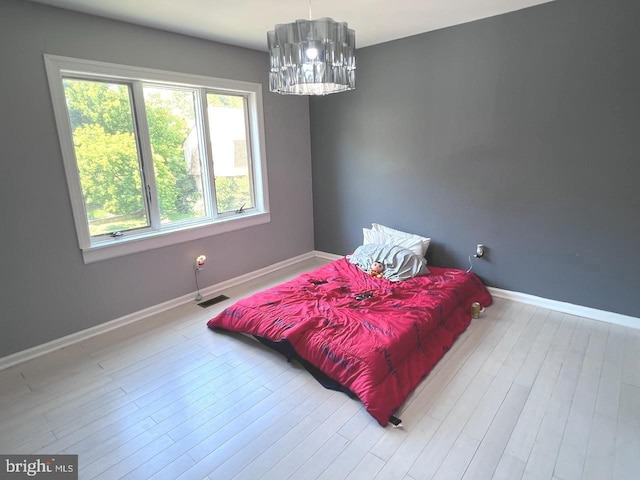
[0, 0, 314, 358]
[311, 0, 640, 318]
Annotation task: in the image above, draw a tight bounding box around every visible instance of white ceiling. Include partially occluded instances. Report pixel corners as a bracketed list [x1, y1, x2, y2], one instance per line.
[31, 0, 554, 51]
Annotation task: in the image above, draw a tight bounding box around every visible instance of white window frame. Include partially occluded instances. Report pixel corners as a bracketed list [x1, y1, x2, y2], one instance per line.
[44, 54, 270, 263]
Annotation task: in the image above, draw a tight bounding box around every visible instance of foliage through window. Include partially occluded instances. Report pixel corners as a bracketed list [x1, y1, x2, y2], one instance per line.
[45, 55, 269, 262]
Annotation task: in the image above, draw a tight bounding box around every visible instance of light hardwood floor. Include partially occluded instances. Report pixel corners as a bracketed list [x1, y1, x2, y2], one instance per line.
[1, 257, 638, 479]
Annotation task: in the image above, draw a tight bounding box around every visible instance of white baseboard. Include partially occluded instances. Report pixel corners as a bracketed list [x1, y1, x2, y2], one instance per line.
[0, 251, 318, 371]
[3, 251, 637, 370]
[488, 287, 640, 330]
[313, 250, 344, 261]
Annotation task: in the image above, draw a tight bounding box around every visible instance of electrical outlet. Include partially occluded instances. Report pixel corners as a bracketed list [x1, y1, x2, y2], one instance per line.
[476, 244, 485, 258]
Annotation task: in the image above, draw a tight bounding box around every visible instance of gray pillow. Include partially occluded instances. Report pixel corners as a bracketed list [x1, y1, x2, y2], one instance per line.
[348, 243, 429, 282]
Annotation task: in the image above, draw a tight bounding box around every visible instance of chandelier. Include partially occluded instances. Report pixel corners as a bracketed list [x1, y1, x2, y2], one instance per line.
[267, 16, 356, 95]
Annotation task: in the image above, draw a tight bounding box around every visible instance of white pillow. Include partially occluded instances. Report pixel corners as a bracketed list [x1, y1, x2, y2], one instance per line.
[349, 243, 429, 281]
[371, 223, 431, 256]
[363, 228, 424, 257]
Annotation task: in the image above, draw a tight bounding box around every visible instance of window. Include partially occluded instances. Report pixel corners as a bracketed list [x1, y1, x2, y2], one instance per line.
[45, 55, 269, 263]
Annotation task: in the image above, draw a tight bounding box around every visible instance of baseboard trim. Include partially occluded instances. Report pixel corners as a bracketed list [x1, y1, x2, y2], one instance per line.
[488, 287, 639, 329]
[0, 251, 318, 371]
[3, 251, 636, 370]
[313, 250, 344, 261]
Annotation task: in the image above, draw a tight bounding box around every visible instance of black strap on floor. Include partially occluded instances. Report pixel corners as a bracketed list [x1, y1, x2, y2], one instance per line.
[389, 415, 403, 427]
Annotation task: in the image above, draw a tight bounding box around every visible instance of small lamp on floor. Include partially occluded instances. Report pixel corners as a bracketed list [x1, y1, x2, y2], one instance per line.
[194, 255, 206, 301]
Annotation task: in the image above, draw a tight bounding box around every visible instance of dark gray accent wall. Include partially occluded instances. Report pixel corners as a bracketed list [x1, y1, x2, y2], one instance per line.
[311, 0, 640, 318]
[0, 0, 314, 358]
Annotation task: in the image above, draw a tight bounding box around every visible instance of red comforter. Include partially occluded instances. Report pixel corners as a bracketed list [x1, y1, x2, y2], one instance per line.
[207, 258, 492, 426]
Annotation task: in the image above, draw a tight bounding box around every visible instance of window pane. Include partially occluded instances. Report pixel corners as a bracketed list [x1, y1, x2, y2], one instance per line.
[206, 93, 254, 214]
[143, 86, 206, 225]
[62, 78, 149, 237]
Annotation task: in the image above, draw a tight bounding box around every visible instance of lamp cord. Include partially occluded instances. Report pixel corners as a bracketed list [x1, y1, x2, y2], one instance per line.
[194, 268, 201, 298]
[308, 0, 312, 20]
[466, 254, 474, 273]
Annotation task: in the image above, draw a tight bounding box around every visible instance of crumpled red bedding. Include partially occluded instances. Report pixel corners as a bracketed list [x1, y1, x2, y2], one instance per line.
[207, 258, 492, 426]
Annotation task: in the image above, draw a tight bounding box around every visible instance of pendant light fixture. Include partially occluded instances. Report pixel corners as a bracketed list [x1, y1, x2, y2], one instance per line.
[267, 1, 356, 95]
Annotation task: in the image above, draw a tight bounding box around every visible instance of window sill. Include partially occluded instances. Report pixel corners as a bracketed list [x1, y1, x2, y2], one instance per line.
[82, 211, 270, 264]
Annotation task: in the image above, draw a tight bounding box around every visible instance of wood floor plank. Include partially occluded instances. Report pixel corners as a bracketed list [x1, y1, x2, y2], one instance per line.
[613, 383, 640, 480]
[63, 416, 157, 462]
[121, 376, 313, 479]
[456, 310, 556, 449]
[163, 369, 308, 438]
[18, 344, 97, 386]
[0, 367, 30, 406]
[259, 396, 362, 480]
[131, 357, 234, 409]
[231, 414, 323, 480]
[460, 383, 530, 480]
[492, 452, 526, 480]
[176, 383, 331, 479]
[429, 310, 560, 479]
[582, 324, 626, 480]
[43, 385, 127, 423]
[514, 310, 564, 388]
[344, 452, 385, 480]
[164, 380, 274, 442]
[127, 452, 195, 480]
[91, 434, 175, 480]
[553, 319, 608, 480]
[613, 420, 640, 480]
[288, 433, 351, 480]
[426, 314, 517, 422]
[315, 420, 386, 480]
[371, 412, 440, 480]
[431, 432, 480, 480]
[408, 372, 494, 480]
[0, 412, 49, 451]
[503, 314, 579, 462]
[621, 327, 640, 387]
[594, 324, 626, 421]
[462, 375, 513, 443]
[0, 366, 114, 424]
[477, 303, 536, 378]
[582, 413, 616, 480]
[520, 395, 571, 480]
[5, 431, 58, 456]
[77, 427, 169, 479]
